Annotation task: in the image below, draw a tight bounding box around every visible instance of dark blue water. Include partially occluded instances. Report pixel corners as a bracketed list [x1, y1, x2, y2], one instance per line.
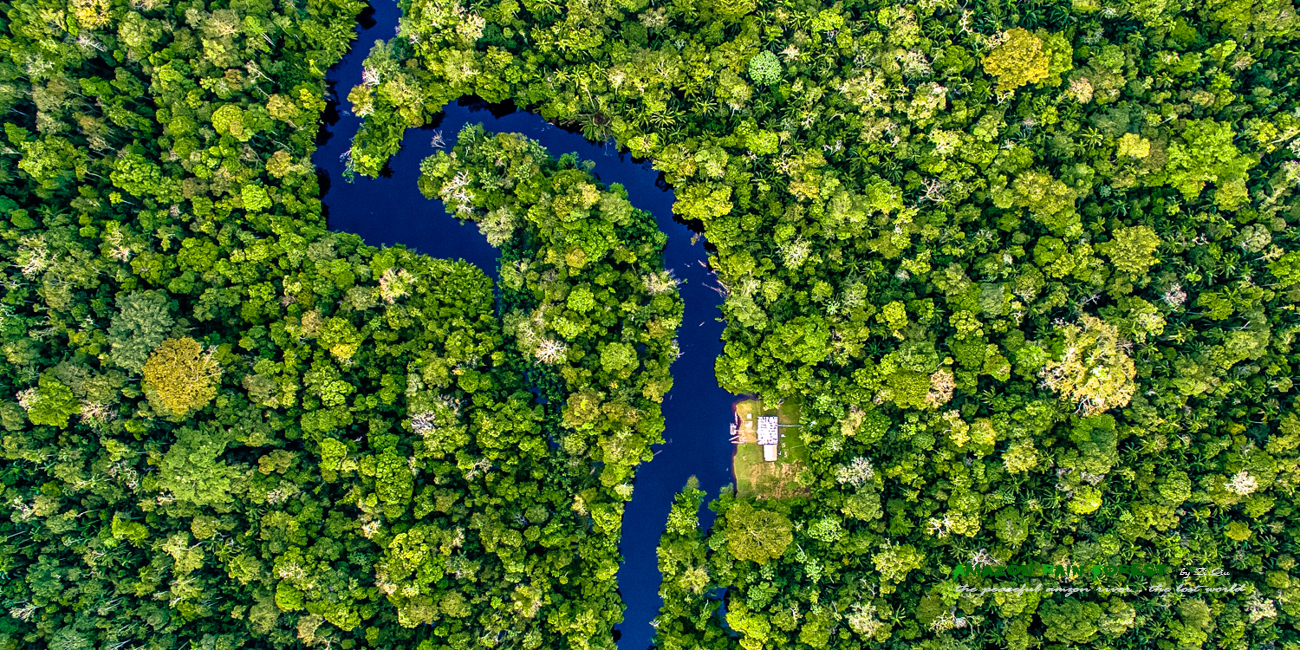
[313, 4, 735, 649]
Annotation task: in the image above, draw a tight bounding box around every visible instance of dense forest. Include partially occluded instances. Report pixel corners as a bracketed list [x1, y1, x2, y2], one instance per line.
[0, 0, 684, 647]
[4, 0, 1300, 647]
[341, 0, 1300, 648]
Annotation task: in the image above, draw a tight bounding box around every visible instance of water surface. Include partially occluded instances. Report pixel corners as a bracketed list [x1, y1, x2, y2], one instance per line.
[314, 5, 735, 648]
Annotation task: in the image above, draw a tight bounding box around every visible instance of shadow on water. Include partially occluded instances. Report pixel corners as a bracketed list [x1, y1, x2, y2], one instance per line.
[313, 4, 735, 649]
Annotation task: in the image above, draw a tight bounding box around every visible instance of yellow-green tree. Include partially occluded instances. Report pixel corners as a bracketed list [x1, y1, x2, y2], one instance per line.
[983, 28, 1050, 91]
[1099, 225, 1162, 275]
[1040, 315, 1135, 415]
[724, 502, 793, 564]
[142, 337, 223, 418]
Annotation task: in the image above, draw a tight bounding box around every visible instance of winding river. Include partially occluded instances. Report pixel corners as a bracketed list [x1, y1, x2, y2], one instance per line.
[313, 3, 735, 648]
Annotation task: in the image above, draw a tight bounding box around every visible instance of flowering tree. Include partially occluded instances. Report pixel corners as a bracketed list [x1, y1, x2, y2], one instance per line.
[142, 337, 223, 418]
[1040, 315, 1136, 415]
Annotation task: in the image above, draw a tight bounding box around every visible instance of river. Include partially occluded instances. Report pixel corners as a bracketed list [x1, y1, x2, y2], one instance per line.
[312, 4, 736, 649]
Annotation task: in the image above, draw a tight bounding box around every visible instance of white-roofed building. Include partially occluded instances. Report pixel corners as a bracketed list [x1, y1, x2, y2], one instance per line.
[758, 416, 778, 462]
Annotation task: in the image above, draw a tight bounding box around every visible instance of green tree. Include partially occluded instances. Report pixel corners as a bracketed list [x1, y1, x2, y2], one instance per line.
[1099, 225, 1161, 275]
[1039, 599, 1102, 644]
[995, 170, 1080, 238]
[600, 341, 638, 377]
[1059, 414, 1120, 475]
[20, 373, 80, 428]
[748, 51, 782, 87]
[764, 315, 831, 364]
[724, 502, 793, 563]
[375, 449, 414, 507]
[1168, 600, 1215, 648]
[702, 0, 756, 22]
[157, 424, 244, 509]
[107, 290, 174, 373]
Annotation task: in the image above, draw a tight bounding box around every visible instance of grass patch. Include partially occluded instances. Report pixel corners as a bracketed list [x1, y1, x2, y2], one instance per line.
[733, 398, 810, 500]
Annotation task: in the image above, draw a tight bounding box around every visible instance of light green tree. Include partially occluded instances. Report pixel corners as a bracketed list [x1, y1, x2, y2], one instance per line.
[877, 300, 908, 332]
[266, 93, 301, 124]
[1039, 599, 1102, 644]
[1099, 225, 1161, 275]
[242, 184, 272, 212]
[567, 286, 596, 313]
[1002, 437, 1041, 473]
[673, 183, 733, 222]
[211, 104, 248, 140]
[1099, 598, 1137, 637]
[872, 542, 925, 593]
[733, 119, 779, 156]
[1163, 118, 1257, 211]
[983, 28, 1050, 91]
[1040, 315, 1135, 415]
[748, 51, 782, 86]
[1268, 250, 1300, 287]
[600, 342, 638, 377]
[319, 316, 365, 360]
[21, 373, 80, 428]
[1116, 133, 1151, 158]
[725, 502, 793, 563]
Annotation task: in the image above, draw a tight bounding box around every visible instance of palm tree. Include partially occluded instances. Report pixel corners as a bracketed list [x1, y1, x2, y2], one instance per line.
[579, 113, 611, 142]
[692, 95, 718, 116]
[649, 108, 679, 129]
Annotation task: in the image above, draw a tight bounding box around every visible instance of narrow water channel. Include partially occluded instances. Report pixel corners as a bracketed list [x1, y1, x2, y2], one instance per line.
[313, 4, 736, 649]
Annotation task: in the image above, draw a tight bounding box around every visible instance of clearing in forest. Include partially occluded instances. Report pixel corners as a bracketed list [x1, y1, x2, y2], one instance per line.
[732, 398, 810, 500]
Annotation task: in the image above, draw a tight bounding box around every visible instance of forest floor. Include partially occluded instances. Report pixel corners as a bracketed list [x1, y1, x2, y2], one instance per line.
[733, 398, 809, 500]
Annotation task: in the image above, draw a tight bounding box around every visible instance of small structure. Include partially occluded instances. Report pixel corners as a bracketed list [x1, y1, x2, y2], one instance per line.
[757, 416, 779, 462]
